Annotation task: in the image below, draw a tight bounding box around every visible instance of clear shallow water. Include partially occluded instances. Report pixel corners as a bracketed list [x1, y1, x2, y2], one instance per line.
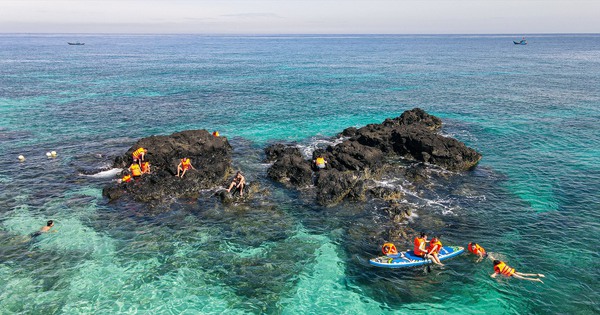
[1, 34, 599, 314]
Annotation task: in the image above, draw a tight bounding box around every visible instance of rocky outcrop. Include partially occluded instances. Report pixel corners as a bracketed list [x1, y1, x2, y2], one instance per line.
[103, 130, 233, 202]
[266, 108, 482, 206]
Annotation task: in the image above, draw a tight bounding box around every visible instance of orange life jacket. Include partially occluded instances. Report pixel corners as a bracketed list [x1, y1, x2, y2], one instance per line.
[141, 162, 150, 173]
[468, 243, 486, 256]
[132, 147, 145, 159]
[414, 237, 426, 256]
[181, 158, 191, 170]
[382, 242, 398, 255]
[122, 174, 132, 183]
[428, 239, 442, 254]
[213, 131, 219, 137]
[494, 261, 516, 277]
[130, 163, 142, 177]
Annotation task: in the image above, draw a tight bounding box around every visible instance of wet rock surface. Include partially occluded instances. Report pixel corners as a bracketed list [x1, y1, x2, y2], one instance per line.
[265, 108, 482, 206]
[103, 130, 234, 202]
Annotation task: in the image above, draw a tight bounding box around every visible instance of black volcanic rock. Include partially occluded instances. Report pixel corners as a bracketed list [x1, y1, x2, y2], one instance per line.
[103, 130, 233, 202]
[266, 108, 482, 206]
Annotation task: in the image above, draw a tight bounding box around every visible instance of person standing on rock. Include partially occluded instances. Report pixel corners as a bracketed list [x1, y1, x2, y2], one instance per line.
[176, 158, 195, 178]
[227, 171, 246, 196]
[132, 147, 147, 165]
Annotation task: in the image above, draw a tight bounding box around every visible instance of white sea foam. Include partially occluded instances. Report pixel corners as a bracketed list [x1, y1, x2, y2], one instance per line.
[298, 136, 348, 159]
[81, 168, 122, 178]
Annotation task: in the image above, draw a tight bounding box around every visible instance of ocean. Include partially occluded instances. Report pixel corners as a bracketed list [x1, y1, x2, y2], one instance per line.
[0, 34, 599, 314]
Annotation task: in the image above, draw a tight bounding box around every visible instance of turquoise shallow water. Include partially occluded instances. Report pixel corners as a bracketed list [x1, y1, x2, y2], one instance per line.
[0, 34, 599, 314]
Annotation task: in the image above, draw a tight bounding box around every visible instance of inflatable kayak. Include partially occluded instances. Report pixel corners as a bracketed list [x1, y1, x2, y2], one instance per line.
[369, 246, 464, 268]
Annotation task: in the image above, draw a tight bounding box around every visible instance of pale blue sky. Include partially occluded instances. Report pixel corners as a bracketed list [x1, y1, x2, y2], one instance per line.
[1, 0, 598, 34]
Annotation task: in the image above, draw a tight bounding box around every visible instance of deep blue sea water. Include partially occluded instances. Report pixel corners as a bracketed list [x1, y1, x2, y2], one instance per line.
[0, 34, 599, 314]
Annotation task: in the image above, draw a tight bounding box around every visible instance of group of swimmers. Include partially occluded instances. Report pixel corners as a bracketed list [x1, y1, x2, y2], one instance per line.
[382, 232, 545, 283]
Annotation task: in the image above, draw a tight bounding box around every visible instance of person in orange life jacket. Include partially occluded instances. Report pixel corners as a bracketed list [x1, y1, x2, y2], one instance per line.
[132, 147, 147, 165]
[227, 171, 246, 196]
[427, 236, 444, 266]
[382, 243, 399, 256]
[129, 163, 142, 177]
[468, 242, 491, 262]
[413, 232, 430, 259]
[212, 131, 219, 137]
[141, 161, 151, 174]
[491, 260, 545, 283]
[119, 173, 133, 183]
[176, 158, 195, 178]
[313, 155, 327, 170]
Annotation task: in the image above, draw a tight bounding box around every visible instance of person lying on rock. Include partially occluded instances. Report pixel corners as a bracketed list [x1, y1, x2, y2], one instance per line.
[226, 171, 246, 196]
[176, 158, 195, 178]
[313, 155, 327, 170]
[118, 172, 133, 183]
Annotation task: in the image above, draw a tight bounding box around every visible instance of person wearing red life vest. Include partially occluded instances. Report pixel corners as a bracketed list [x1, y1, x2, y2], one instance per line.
[176, 158, 195, 178]
[491, 260, 545, 283]
[413, 232, 430, 258]
[426, 236, 444, 266]
[468, 242, 490, 262]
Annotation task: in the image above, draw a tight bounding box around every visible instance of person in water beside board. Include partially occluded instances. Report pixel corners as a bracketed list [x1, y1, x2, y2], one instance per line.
[491, 260, 545, 283]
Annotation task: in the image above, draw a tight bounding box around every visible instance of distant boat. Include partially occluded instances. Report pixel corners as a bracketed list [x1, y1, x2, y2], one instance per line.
[67, 42, 85, 45]
[513, 39, 527, 45]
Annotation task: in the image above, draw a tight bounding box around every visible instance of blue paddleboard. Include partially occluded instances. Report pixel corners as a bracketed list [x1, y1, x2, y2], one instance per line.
[369, 246, 464, 268]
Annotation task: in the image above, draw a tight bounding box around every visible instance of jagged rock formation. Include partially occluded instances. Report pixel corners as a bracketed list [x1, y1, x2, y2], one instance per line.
[265, 108, 482, 206]
[103, 130, 233, 202]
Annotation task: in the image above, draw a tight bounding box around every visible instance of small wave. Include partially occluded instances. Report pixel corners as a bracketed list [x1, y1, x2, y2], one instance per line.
[80, 168, 122, 178]
[298, 136, 348, 159]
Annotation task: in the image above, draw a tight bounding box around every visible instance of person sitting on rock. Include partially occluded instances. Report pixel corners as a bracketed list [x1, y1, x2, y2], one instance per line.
[132, 147, 147, 165]
[129, 163, 142, 177]
[491, 260, 545, 283]
[313, 155, 327, 170]
[226, 171, 246, 196]
[141, 161, 151, 174]
[176, 158, 195, 178]
[212, 131, 219, 137]
[427, 236, 444, 266]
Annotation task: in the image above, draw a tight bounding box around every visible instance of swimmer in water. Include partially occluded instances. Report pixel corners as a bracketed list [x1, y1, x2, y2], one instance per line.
[30, 220, 55, 238]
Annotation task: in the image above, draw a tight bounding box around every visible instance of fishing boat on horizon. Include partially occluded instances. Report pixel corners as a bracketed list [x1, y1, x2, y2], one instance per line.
[67, 42, 85, 45]
[513, 38, 527, 45]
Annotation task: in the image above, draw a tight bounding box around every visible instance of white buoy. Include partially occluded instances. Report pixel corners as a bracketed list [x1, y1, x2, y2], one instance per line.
[18, 155, 25, 162]
[46, 152, 52, 158]
[51, 151, 57, 157]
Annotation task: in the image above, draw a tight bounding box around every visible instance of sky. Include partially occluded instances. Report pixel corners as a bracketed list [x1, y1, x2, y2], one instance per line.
[0, 0, 599, 34]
